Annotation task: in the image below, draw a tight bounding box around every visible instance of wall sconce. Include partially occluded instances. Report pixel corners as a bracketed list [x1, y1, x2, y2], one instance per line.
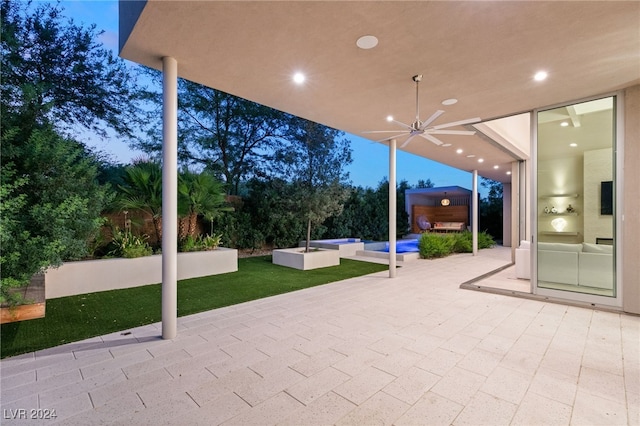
[441, 192, 450, 206]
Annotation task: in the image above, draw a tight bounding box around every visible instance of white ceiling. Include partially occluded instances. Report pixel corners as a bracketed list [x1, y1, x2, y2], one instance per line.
[119, 0, 640, 183]
[538, 98, 614, 162]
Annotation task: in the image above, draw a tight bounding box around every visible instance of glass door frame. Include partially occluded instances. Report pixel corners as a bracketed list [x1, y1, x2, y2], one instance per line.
[531, 92, 623, 308]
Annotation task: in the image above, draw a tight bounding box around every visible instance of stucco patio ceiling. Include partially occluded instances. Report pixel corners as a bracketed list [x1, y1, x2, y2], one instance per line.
[119, 1, 640, 183]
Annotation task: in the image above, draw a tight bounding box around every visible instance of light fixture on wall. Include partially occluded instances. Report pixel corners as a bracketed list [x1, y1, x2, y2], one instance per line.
[441, 192, 450, 206]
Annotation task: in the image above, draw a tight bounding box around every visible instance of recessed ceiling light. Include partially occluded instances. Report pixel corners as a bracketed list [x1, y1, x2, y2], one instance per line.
[466, 154, 475, 158]
[493, 165, 499, 169]
[478, 158, 484, 163]
[561, 122, 569, 127]
[506, 171, 512, 175]
[386, 115, 394, 122]
[442, 98, 458, 106]
[570, 143, 578, 147]
[356, 35, 378, 49]
[293, 72, 305, 84]
[534, 70, 548, 81]
[456, 148, 463, 154]
[442, 143, 452, 147]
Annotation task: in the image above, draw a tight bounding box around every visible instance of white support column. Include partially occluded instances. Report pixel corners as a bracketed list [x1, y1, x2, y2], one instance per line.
[388, 139, 397, 278]
[472, 169, 478, 256]
[162, 56, 178, 340]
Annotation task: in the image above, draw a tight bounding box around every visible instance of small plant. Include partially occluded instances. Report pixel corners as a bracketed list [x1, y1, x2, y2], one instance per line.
[178, 234, 223, 252]
[179, 235, 199, 252]
[0, 278, 26, 307]
[107, 227, 153, 258]
[200, 234, 222, 250]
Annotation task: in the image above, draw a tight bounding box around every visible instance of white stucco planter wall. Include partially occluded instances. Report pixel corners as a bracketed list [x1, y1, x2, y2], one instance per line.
[44, 248, 238, 299]
[299, 239, 365, 257]
[272, 247, 340, 270]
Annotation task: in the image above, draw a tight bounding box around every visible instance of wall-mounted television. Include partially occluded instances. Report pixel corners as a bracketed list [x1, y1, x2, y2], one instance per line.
[601, 181, 613, 215]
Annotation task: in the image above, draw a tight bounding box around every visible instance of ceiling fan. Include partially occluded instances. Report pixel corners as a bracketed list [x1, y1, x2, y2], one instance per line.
[364, 74, 481, 148]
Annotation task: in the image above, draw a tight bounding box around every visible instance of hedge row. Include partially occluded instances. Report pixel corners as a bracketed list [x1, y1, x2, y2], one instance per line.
[418, 231, 495, 259]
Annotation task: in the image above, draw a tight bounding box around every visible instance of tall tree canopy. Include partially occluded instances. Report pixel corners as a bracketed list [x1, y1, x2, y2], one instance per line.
[0, 0, 141, 139]
[0, 0, 141, 302]
[136, 77, 288, 195]
[480, 177, 503, 240]
[273, 118, 352, 251]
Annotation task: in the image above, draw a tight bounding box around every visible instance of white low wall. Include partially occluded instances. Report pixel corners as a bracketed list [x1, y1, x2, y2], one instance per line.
[300, 239, 365, 257]
[356, 250, 420, 262]
[45, 248, 238, 299]
[273, 247, 340, 270]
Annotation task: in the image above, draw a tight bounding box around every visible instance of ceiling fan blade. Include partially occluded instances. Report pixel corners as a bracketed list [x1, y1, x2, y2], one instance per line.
[400, 134, 419, 148]
[428, 130, 476, 136]
[420, 133, 445, 146]
[419, 110, 445, 130]
[432, 117, 481, 130]
[391, 119, 414, 131]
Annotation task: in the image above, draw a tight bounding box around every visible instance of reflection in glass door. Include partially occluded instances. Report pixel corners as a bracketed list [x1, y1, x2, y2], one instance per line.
[536, 97, 615, 297]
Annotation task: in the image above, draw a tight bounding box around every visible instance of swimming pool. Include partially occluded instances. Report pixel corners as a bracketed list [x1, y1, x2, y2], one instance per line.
[379, 239, 419, 253]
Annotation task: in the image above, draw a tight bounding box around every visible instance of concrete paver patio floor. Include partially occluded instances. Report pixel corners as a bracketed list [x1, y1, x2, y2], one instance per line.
[1, 247, 638, 425]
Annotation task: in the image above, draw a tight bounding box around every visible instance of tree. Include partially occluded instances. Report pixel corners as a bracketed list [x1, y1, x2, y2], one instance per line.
[178, 170, 231, 239]
[1, 127, 112, 304]
[273, 118, 352, 252]
[0, 0, 142, 139]
[416, 178, 435, 188]
[115, 161, 163, 245]
[239, 178, 305, 249]
[0, 1, 143, 303]
[136, 78, 288, 195]
[480, 177, 503, 240]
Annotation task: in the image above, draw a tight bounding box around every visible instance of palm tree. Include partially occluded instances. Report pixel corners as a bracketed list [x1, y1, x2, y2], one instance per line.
[178, 170, 231, 240]
[116, 161, 163, 244]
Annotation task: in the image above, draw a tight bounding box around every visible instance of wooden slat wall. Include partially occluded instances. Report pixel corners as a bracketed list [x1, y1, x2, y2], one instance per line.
[411, 205, 469, 233]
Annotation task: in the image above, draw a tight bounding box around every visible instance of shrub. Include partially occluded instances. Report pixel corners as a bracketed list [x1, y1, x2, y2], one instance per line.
[179, 234, 223, 252]
[478, 231, 496, 249]
[419, 233, 454, 258]
[122, 244, 154, 259]
[419, 231, 495, 259]
[107, 227, 153, 258]
[178, 235, 199, 252]
[451, 232, 472, 253]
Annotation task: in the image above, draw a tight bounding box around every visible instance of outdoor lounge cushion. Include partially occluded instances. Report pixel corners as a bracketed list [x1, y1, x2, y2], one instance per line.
[433, 222, 465, 230]
[582, 242, 613, 254]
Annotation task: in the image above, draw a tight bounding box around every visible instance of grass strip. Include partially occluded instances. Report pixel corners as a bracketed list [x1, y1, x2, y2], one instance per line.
[1, 256, 387, 358]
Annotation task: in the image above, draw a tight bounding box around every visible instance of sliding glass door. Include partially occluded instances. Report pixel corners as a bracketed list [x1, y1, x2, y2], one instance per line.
[536, 97, 616, 298]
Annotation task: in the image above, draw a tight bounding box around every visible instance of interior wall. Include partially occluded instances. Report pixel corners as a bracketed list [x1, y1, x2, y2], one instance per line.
[583, 148, 613, 244]
[623, 85, 640, 315]
[537, 156, 584, 243]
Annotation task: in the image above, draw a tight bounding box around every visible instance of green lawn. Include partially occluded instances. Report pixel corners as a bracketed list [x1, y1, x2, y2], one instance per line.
[1, 256, 387, 358]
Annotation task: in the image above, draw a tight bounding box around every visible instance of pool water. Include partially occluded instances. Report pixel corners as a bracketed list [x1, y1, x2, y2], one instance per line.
[380, 239, 419, 253]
